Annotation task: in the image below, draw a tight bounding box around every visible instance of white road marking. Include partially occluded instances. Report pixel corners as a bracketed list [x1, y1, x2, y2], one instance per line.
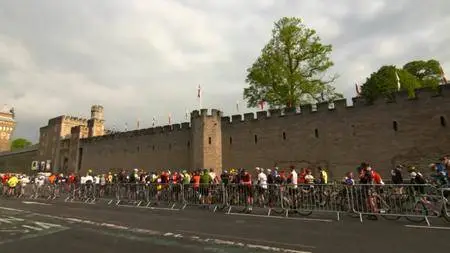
[0, 216, 25, 224]
[0, 207, 25, 212]
[22, 201, 52, 206]
[0, 206, 312, 253]
[404, 225, 450, 230]
[225, 212, 332, 223]
[177, 229, 316, 249]
[116, 204, 180, 211]
[0, 229, 27, 233]
[21, 225, 43, 231]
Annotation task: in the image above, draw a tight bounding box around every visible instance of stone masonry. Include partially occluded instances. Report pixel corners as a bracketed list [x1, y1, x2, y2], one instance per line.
[0, 107, 16, 153]
[1, 85, 450, 178]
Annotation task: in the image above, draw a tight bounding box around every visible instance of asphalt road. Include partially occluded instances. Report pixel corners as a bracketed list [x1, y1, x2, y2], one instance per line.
[0, 199, 449, 253]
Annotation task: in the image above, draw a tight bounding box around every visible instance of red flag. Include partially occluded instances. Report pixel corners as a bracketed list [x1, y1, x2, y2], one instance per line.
[355, 83, 361, 95]
[259, 100, 265, 110]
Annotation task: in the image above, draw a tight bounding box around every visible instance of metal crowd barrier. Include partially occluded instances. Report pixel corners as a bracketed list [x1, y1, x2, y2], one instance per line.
[1, 181, 449, 225]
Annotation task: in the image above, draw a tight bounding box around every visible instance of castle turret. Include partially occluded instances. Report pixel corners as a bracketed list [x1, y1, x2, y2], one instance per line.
[88, 105, 105, 137]
[0, 106, 16, 152]
[90, 105, 104, 120]
[190, 109, 223, 173]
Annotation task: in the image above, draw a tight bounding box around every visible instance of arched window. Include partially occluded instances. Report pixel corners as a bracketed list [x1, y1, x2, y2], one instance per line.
[282, 132, 286, 140]
[314, 128, 319, 138]
[254, 134, 258, 144]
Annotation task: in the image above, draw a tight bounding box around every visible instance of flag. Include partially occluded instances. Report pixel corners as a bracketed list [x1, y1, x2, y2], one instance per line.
[440, 66, 447, 84]
[259, 99, 265, 110]
[152, 117, 156, 127]
[197, 84, 202, 109]
[236, 101, 239, 112]
[395, 71, 401, 91]
[355, 83, 361, 95]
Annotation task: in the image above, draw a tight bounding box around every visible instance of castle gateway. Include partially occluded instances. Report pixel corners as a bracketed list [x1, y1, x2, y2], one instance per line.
[1, 85, 450, 178]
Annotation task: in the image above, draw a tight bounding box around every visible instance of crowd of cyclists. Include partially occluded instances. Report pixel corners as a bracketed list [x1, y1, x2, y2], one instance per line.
[1, 156, 449, 219]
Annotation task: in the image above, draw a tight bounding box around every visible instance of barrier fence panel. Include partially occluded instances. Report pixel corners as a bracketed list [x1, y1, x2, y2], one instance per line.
[279, 183, 351, 219]
[182, 183, 225, 211]
[1, 180, 449, 225]
[347, 184, 447, 224]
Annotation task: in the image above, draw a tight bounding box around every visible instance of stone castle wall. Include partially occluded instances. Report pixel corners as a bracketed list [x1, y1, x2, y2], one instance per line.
[79, 123, 192, 174]
[221, 87, 450, 178]
[1, 85, 449, 177]
[0, 146, 38, 172]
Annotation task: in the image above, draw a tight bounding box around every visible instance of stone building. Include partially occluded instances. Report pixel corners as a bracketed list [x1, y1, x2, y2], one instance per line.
[1, 85, 450, 178]
[0, 106, 16, 152]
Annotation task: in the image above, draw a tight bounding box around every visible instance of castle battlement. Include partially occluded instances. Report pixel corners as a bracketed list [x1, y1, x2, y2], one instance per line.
[64, 115, 89, 123]
[191, 108, 222, 118]
[220, 84, 450, 125]
[81, 121, 192, 144]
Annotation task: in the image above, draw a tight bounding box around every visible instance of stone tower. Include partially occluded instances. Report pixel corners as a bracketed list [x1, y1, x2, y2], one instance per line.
[0, 106, 16, 152]
[191, 109, 222, 173]
[90, 105, 104, 120]
[88, 105, 105, 137]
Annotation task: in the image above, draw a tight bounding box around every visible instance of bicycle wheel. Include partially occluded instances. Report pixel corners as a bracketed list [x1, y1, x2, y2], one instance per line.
[405, 201, 426, 223]
[378, 198, 401, 221]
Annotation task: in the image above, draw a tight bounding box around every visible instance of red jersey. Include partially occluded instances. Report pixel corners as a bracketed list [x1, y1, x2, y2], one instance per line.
[373, 171, 383, 184]
[242, 174, 252, 185]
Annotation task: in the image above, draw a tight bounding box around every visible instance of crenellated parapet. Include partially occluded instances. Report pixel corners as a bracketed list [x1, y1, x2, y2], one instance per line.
[191, 108, 223, 119]
[81, 121, 192, 144]
[63, 115, 89, 124]
[220, 83, 450, 125]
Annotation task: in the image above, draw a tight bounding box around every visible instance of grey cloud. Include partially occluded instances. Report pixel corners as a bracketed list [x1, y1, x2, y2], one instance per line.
[0, 0, 449, 142]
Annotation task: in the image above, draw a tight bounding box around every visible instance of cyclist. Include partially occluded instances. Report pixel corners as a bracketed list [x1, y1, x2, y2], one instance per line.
[304, 169, 315, 184]
[7, 174, 19, 196]
[391, 165, 404, 194]
[317, 167, 328, 184]
[391, 165, 404, 184]
[241, 169, 253, 212]
[429, 162, 448, 186]
[220, 170, 229, 186]
[199, 169, 212, 204]
[342, 172, 355, 186]
[257, 167, 268, 206]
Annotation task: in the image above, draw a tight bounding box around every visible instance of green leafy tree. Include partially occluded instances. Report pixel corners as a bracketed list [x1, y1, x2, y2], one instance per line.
[244, 17, 341, 108]
[403, 59, 442, 88]
[361, 65, 422, 103]
[11, 138, 32, 151]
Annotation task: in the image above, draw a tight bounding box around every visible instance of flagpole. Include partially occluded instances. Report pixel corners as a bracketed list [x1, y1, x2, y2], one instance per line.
[197, 84, 202, 110]
[236, 100, 239, 113]
[440, 66, 447, 85]
[355, 83, 361, 96]
[395, 70, 401, 91]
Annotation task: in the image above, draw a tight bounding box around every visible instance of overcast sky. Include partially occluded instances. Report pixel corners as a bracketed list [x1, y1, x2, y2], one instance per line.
[1, 0, 449, 142]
